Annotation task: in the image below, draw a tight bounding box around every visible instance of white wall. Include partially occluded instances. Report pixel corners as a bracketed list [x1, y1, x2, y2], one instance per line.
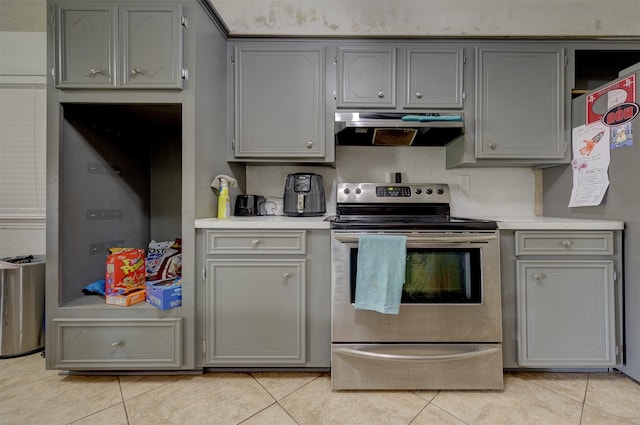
[247, 147, 537, 218]
[210, 0, 640, 37]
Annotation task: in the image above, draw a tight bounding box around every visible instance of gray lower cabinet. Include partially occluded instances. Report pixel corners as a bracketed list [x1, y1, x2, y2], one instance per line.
[50, 318, 183, 369]
[199, 229, 331, 368]
[512, 231, 620, 368]
[54, 2, 184, 89]
[230, 43, 329, 162]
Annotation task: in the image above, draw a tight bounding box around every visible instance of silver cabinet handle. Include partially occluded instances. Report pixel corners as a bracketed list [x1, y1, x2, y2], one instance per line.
[130, 67, 145, 76]
[333, 347, 500, 362]
[112, 341, 123, 347]
[533, 273, 546, 280]
[306, 141, 313, 149]
[89, 68, 103, 76]
[562, 240, 573, 247]
[488, 142, 497, 150]
[377, 91, 385, 98]
[415, 92, 423, 99]
[283, 273, 291, 279]
[251, 239, 261, 246]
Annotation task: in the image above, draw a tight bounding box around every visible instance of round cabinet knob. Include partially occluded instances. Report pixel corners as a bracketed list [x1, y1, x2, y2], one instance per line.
[251, 239, 261, 246]
[112, 341, 123, 348]
[415, 92, 423, 99]
[533, 273, 546, 280]
[89, 68, 102, 76]
[306, 141, 313, 149]
[377, 91, 385, 98]
[130, 68, 145, 76]
[283, 273, 291, 279]
[562, 240, 573, 248]
[488, 142, 497, 150]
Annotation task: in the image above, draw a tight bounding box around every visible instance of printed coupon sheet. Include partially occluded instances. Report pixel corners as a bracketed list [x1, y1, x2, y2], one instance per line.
[568, 122, 610, 207]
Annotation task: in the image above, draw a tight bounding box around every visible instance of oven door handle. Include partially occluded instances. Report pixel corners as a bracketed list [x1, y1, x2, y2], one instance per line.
[333, 347, 500, 362]
[333, 233, 497, 244]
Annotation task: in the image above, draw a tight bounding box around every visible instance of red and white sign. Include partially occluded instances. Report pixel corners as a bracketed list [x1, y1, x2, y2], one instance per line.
[586, 74, 636, 124]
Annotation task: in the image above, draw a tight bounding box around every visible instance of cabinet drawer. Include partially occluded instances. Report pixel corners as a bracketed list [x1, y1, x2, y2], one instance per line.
[50, 318, 182, 369]
[515, 231, 614, 256]
[206, 230, 306, 255]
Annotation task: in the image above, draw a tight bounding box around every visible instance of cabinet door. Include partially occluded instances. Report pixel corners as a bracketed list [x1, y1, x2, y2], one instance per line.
[337, 47, 396, 108]
[404, 48, 464, 108]
[120, 5, 183, 89]
[517, 260, 616, 367]
[476, 46, 565, 159]
[234, 46, 326, 158]
[55, 3, 117, 88]
[205, 259, 306, 365]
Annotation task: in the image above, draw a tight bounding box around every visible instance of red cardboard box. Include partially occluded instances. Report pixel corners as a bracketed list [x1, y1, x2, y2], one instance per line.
[105, 248, 146, 296]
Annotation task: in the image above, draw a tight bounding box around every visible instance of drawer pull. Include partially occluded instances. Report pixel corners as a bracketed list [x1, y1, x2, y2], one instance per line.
[416, 92, 423, 99]
[283, 273, 291, 279]
[251, 239, 261, 246]
[377, 91, 385, 98]
[533, 273, 546, 280]
[111, 341, 123, 348]
[562, 240, 573, 247]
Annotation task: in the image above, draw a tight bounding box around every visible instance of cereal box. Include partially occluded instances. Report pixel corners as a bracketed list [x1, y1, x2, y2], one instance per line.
[105, 248, 146, 296]
[106, 288, 146, 306]
[146, 277, 182, 310]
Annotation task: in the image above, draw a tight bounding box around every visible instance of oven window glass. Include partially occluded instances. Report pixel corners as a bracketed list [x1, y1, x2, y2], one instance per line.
[349, 248, 482, 303]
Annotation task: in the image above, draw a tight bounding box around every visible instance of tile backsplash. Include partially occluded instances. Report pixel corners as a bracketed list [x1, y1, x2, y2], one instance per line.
[246, 146, 537, 218]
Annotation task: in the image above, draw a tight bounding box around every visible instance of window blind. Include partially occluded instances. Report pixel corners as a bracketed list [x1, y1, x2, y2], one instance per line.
[0, 85, 46, 219]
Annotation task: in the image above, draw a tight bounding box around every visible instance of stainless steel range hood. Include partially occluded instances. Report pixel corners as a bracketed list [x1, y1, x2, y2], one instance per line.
[335, 112, 464, 146]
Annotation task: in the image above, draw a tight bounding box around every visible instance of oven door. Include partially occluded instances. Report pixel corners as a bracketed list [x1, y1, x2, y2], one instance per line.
[331, 230, 502, 343]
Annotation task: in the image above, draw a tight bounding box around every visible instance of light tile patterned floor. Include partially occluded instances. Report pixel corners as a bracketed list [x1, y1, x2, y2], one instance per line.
[1, 353, 640, 425]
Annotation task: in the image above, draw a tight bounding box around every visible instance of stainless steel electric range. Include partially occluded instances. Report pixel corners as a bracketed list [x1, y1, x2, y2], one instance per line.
[330, 182, 503, 390]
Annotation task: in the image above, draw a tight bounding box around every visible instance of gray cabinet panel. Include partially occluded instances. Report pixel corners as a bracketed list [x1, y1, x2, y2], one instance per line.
[233, 45, 326, 158]
[405, 48, 464, 108]
[50, 318, 183, 369]
[54, 2, 183, 89]
[55, 3, 117, 88]
[338, 47, 396, 108]
[516, 260, 616, 367]
[476, 46, 565, 159]
[120, 5, 183, 89]
[516, 231, 614, 256]
[206, 230, 307, 255]
[205, 259, 306, 365]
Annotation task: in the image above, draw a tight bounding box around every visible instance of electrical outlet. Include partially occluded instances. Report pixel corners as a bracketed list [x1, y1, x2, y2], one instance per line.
[457, 175, 470, 191]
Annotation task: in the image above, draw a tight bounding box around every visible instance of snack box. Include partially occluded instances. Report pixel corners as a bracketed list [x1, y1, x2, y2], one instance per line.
[105, 288, 146, 307]
[146, 277, 182, 310]
[105, 248, 146, 296]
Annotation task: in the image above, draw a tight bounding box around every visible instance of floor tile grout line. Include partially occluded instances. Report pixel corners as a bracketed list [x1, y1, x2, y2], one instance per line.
[117, 376, 131, 425]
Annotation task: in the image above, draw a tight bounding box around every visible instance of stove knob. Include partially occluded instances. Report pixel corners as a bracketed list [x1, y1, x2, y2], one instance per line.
[426, 188, 433, 195]
[354, 188, 362, 195]
[437, 188, 444, 195]
[343, 188, 350, 195]
[415, 188, 422, 194]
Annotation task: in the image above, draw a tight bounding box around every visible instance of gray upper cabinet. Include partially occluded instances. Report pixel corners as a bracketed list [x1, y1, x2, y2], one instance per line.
[54, 2, 184, 89]
[231, 44, 328, 160]
[337, 45, 464, 110]
[337, 46, 396, 108]
[404, 48, 464, 108]
[475, 45, 566, 159]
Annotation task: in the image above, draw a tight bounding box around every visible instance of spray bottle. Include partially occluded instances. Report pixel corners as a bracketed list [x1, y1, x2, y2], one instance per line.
[217, 178, 231, 219]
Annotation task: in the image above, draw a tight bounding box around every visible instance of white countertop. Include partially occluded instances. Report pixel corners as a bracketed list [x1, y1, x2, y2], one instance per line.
[195, 215, 624, 231]
[195, 215, 332, 229]
[495, 216, 624, 230]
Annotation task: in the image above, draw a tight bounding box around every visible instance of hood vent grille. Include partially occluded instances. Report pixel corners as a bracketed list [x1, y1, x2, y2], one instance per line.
[335, 112, 464, 147]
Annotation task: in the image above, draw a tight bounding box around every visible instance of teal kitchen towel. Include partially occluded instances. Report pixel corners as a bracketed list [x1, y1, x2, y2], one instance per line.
[355, 234, 407, 315]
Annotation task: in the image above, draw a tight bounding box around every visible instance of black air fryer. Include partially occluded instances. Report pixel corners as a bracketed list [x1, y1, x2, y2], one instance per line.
[283, 173, 326, 216]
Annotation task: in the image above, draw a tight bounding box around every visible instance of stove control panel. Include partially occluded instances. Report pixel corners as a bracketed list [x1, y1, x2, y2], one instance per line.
[337, 183, 451, 204]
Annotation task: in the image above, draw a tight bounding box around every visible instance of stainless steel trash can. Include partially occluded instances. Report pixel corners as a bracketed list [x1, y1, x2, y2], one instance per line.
[0, 255, 45, 358]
